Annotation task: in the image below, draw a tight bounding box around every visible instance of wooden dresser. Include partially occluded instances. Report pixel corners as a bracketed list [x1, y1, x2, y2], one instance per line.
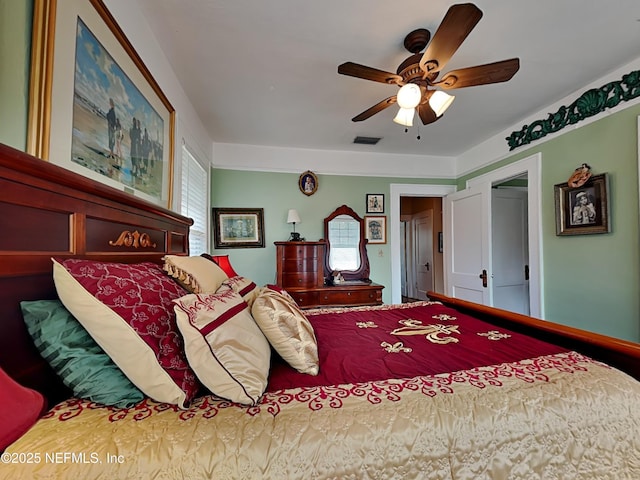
[275, 241, 383, 309]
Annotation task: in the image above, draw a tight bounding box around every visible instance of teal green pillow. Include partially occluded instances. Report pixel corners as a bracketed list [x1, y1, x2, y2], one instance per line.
[20, 299, 144, 408]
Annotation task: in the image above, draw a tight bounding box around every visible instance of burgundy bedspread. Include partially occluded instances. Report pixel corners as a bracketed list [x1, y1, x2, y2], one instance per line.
[267, 301, 567, 391]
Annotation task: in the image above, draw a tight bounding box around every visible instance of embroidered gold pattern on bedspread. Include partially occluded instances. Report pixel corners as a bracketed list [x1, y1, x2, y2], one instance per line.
[4, 351, 640, 480]
[391, 320, 460, 344]
[478, 330, 512, 340]
[380, 341, 412, 353]
[356, 321, 377, 328]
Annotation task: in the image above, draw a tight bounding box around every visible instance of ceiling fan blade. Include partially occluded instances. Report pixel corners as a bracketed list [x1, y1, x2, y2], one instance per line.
[351, 96, 397, 122]
[432, 58, 520, 89]
[419, 3, 483, 76]
[417, 103, 438, 125]
[338, 62, 403, 85]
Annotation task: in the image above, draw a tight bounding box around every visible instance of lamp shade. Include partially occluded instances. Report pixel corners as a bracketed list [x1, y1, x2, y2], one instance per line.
[287, 209, 301, 224]
[429, 90, 455, 117]
[393, 107, 415, 127]
[396, 83, 421, 109]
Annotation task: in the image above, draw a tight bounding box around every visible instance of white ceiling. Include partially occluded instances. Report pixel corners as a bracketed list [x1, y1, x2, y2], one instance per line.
[136, 0, 640, 158]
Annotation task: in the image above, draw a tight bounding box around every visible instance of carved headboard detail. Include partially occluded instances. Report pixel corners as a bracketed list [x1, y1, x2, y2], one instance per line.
[0, 143, 192, 404]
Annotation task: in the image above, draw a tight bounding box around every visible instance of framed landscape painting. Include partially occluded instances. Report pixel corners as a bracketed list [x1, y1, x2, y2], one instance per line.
[28, 0, 175, 207]
[213, 208, 265, 249]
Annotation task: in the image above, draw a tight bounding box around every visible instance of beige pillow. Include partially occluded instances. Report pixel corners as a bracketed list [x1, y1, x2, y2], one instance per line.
[163, 255, 228, 293]
[173, 290, 270, 405]
[218, 275, 260, 308]
[252, 287, 319, 375]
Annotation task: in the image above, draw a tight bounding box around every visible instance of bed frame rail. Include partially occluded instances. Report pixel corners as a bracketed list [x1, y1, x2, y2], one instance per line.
[428, 291, 640, 380]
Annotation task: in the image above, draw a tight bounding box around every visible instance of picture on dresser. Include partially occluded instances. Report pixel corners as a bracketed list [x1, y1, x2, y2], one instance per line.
[365, 216, 386, 244]
[213, 207, 265, 248]
[366, 194, 384, 213]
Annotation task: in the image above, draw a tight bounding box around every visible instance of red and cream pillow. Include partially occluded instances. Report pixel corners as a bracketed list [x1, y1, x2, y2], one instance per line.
[52, 258, 200, 408]
[251, 286, 319, 375]
[173, 289, 270, 405]
[218, 275, 260, 307]
[163, 255, 228, 293]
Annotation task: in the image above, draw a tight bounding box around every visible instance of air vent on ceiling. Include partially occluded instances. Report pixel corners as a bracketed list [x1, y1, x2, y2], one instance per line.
[353, 136, 381, 145]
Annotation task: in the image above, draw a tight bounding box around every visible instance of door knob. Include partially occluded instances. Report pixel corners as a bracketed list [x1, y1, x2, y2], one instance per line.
[479, 269, 488, 288]
[424, 262, 430, 270]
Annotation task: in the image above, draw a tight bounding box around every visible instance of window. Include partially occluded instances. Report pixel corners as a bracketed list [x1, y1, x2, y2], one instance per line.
[180, 144, 209, 255]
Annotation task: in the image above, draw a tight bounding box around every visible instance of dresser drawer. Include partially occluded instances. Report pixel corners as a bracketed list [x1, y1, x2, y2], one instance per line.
[318, 287, 381, 306]
[280, 244, 320, 260]
[287, 290, 318, 308]
[282, 258, 319, 273]
[281, 272, 319, 288]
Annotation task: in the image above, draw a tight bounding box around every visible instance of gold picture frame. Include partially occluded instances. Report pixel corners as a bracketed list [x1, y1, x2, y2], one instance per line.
[299, 170, 318, 196]
[554, 173, 610, 235]
[28, 0, 175, 208]
[365, 215, 386, 244]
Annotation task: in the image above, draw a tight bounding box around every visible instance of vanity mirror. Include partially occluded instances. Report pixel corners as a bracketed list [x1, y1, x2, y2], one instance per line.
[323, 204, 370, 282]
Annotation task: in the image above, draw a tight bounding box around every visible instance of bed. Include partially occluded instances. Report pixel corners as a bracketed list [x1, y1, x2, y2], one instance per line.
[1, 142, 640, 479]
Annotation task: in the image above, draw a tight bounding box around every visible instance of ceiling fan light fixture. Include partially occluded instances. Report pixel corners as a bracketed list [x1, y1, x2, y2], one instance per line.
[393, 107, 415, 127]
[429, 90, 455, 117]
[396, 83, 421, 109]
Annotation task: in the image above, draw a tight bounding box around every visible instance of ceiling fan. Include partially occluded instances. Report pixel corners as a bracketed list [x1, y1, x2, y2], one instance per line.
[337, 3, 520, 126]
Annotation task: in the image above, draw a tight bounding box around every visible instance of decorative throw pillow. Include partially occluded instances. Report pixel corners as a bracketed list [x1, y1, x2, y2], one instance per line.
[201, 253, 239, 277]
[163, 255, 228, 293]
[265, 284, 297, 304]
[173, 289, 270, 405]
[218, 275, 260, 308]
[20, 299, 144, 408]
[52, 258, 199, 408]
[0, 367, 45, 451]
[251, 287, 319, 375]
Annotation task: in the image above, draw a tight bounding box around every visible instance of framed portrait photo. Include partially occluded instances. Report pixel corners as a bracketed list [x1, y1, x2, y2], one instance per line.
[365, 216, 386, 244]
[213, 208, 265, 249]
[299, 171, 318, 196]
[28, 0, 175, 208]
[554, 173, 610, 235]
[366, 194, 384, 213]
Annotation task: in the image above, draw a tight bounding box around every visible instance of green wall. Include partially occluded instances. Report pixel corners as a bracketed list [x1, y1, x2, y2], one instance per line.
[210, 169, 454, 304]
[0, 0, 32, 150]
[460, 105, 640, 341]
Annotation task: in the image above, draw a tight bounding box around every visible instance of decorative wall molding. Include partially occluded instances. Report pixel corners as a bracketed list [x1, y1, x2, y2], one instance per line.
[506, 70, 640, 151]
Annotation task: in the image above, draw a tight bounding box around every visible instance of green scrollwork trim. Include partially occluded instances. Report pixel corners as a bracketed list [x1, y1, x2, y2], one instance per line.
[506, 70, 640, 151]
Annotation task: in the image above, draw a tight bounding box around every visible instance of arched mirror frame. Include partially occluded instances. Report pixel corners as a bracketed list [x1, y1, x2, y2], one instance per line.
[323, 204, 371, 282]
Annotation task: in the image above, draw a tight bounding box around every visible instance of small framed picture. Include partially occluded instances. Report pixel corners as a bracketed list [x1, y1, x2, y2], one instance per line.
[299, 171, 318, 196]
[554, 173, 610, 235]
[366, 194, 384, 213]
[213, 208, 265, 248]
[365, 216, 386, 244]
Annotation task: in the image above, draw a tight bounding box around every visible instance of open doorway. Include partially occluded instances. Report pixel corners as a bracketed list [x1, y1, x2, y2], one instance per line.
[390, 183, 456, 305]
[400, 197, 443, 303]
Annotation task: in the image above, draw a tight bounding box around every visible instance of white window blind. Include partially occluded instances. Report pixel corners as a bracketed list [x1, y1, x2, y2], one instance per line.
[180, 144, 208, 255]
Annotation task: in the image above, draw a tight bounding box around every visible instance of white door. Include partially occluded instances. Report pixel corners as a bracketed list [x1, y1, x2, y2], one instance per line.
[414, 211, 434, 300]
[443, 184, 492, 305]
[492, 188, 529, 314]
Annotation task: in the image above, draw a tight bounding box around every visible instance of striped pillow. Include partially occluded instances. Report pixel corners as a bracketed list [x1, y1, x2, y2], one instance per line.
[173, 290, 270, 405]
[20, 299, 145, 408]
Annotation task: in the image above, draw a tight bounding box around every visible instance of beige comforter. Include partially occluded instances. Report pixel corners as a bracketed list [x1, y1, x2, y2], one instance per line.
[3, 351, 640, 479]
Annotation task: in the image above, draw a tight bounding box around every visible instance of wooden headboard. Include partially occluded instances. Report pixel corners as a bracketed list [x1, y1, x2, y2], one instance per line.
[0, 143, 192, 405]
